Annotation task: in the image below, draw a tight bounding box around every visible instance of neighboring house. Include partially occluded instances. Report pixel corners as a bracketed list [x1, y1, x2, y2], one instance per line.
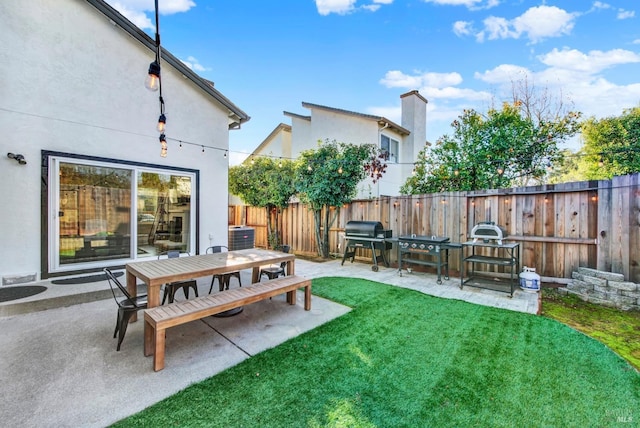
[250, 91, 427, 198]
[0, 0, 249, 282]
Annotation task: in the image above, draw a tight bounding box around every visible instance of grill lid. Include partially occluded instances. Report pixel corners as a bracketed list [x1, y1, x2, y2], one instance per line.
[345, 221, 391, 239]
[470, 222, 507, 245]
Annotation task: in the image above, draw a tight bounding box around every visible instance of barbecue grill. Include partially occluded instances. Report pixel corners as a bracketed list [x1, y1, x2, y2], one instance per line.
[341, 221, 393, 271]
[396, 235, 459, 284]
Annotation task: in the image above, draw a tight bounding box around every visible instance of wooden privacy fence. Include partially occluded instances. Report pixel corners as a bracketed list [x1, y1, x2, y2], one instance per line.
[230, 174, 640, 284]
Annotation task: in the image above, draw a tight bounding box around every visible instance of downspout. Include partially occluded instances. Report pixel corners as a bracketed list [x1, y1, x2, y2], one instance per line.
[374, 122, 390, 198]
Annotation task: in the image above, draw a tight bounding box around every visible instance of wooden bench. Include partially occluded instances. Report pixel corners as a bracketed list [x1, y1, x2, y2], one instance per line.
[144, 275, 312, 371]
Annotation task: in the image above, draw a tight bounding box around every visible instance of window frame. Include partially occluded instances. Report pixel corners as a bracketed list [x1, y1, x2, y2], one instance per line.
[380, 134, 399, 163]
[41, 151, 199, 277]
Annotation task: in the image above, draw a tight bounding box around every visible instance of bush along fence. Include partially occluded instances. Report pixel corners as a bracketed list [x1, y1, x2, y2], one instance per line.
[229, 173, 640, 284]
[562, 267, 640, 311]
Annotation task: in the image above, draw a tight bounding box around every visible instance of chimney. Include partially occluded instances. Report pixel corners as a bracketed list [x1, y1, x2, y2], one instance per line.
[400, 90, 428, 161]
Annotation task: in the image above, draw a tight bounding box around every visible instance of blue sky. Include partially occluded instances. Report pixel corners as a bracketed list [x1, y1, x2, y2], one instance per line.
[107, 0, 640, 165]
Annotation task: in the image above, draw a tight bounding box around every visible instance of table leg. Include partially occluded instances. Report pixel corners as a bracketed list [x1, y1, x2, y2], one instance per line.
[126, 270, 138, 322]
[286, 260, 295, 276]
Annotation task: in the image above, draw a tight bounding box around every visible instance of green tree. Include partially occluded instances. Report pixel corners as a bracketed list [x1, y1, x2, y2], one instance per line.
[229, 157, 296, 249]
[401, 101, 581, 193]
[577, 106, 640, 179]
[295, 139, 383, 258]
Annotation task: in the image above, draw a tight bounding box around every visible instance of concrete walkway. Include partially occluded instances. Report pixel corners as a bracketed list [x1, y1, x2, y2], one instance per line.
[0, 258, 538, 427]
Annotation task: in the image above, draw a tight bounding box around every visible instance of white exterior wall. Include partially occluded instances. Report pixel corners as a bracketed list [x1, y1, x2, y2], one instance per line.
[0, 0, 236, 280]
[290, 116, 313, 157]
[254, 127, 292, 159]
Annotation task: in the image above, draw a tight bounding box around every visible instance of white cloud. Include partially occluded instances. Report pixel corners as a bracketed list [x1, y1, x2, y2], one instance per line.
[512, 6, 577, 43]
[634, 39, 640, 44]
[110, 2, 153, 29]
[592, 1, 611, 11]
[453, 20, 473, 37]
[474, 64, 529, 84]
[108, 1, 196, 29]
[459, 5, 578, 44]
[380, 70, 463, 88]
[421, 0, 499, 9]
[617, 9, 635, 19]
[482, 16, 517, 40]
[315, 0, 357, 15]
[383, 44, 640, 142]
[538, 48, 640, 74]
[315, 0, 392, 15]
[180, 56, 209, 72]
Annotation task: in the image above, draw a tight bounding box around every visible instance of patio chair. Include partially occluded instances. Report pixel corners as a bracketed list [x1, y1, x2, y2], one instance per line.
[104, 268, 148, 351]
[159, 250, 199, 304]
[206, 245, 242, 293]
[260, 245, 290, 281]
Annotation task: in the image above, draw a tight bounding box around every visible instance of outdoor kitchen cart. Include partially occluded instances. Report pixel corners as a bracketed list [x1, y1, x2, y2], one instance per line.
[460, 241, 520, 297]
[460, 222, 520, 297]
[395, 235, 459, 284]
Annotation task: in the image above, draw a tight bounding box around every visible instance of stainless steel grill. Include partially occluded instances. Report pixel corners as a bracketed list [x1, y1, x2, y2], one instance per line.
[341, 221, 393, 272]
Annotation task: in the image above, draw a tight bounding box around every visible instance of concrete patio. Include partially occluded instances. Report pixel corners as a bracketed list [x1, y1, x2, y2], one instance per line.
[0, 257, 538, 427]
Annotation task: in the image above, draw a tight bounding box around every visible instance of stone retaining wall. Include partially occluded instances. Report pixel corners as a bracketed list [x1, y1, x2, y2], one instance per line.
[560, 267, 640, 311]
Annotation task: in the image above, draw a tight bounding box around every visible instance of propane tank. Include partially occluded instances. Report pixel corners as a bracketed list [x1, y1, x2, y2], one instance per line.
[519, 266, 541, 292]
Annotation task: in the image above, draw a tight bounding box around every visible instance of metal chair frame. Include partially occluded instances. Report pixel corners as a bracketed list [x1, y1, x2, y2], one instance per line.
[206, 245, 242, 293]
[104, 268, 148, 351]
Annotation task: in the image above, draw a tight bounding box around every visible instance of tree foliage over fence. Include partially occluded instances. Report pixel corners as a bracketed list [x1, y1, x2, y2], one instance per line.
[401, 79, 581, 194]
[229, 157, 296, 249]
[295, 139, 383, 257]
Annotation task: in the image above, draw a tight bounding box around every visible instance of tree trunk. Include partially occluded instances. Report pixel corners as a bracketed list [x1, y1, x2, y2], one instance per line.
[313, 209, 323, 257]
[322, 207, 330, 258]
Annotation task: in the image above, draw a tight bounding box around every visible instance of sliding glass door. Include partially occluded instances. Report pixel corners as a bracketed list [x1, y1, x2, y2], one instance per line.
[48, 154, 195, 273]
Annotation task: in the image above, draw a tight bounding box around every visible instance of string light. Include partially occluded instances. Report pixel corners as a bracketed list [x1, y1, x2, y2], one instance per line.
[338, 166, 343, 174]
[157, 114, 166, 133]
[201, 145, 205, 153]
[145, 61, 160, 92]
[159, 134, 167, 157]
[146, 0, 167, 157]
[224, 150, 227, 158]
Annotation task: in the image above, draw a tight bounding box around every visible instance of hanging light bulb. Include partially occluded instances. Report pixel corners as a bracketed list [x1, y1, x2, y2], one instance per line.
[159, 134, 167, 157]
[224, 150, 228, 158]
[157, 114, 166, 133]
[145, 61, 161, 91]
[497, 166, 504, 175]
[338, 166, 343, 174]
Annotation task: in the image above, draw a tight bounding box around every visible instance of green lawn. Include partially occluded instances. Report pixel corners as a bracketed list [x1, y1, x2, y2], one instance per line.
[541, 288, 640, 371]
[113, 277, 640, 427]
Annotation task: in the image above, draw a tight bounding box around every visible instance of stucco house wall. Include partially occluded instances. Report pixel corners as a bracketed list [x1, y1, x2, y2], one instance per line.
[250, 92, 427, 199]
[0, 0, 248, 281]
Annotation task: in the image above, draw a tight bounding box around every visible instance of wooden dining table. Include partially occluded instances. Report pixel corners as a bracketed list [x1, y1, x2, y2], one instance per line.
[125, 248, 296, 309]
